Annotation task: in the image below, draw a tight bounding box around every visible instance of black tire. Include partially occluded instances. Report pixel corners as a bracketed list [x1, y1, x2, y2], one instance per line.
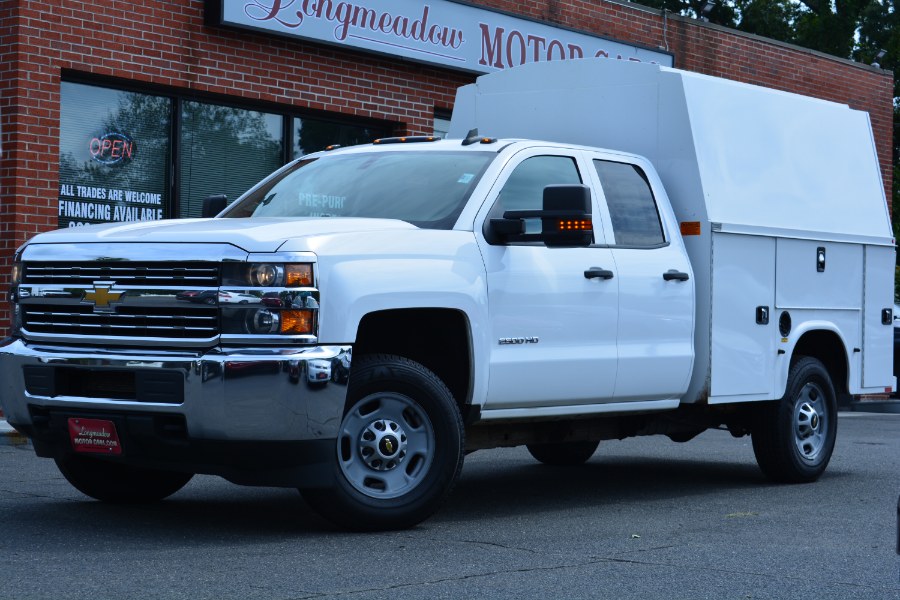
[526, 441, 599, 465]
[55, 456, 193, 503]
[751, 356, 837, 483]
[301, 354, 465, 531]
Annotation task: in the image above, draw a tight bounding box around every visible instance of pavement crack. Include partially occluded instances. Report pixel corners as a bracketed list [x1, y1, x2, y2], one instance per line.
[302, 548, 899, 598]
[456, 538, 539, 553]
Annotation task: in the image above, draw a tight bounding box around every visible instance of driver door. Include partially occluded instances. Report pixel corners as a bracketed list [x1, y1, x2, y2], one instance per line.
[476, 148, 619, 410]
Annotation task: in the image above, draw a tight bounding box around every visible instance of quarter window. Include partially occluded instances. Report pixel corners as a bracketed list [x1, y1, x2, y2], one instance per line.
[594, 160, 664, 247]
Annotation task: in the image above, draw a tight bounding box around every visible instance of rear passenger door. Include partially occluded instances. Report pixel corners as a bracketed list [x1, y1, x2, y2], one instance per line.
[588, 155, 695, 402]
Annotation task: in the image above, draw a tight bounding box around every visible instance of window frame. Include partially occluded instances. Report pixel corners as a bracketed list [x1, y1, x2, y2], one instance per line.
[480, 149, 596, 247]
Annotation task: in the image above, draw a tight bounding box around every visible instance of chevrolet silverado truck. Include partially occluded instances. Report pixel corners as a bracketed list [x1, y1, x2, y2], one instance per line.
[1, 60, 894, 530]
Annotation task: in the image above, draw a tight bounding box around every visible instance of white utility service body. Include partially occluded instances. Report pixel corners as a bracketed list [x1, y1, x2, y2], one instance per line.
[449, 58, 895, 406]
[0, 59, 893, 530]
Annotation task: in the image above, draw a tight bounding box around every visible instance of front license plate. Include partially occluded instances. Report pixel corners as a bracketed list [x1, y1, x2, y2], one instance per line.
[68, 418, 122, 455]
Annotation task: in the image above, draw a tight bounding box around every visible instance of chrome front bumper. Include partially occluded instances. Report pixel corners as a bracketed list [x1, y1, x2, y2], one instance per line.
[0, 338, 350, 443]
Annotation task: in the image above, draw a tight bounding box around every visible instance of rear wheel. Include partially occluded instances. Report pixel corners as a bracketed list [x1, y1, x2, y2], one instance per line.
[301, 354, 464, 531]
[55, 456, 193, 503]
[526, 440, 599, 465]
[751, 356, 837, 483]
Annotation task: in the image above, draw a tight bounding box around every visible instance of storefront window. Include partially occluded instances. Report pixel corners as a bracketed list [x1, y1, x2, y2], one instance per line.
[179, 102, 284, 218]
[60, 82, 391, 223]
[293, 117, 386, 159]
[58, 83, 172, 228]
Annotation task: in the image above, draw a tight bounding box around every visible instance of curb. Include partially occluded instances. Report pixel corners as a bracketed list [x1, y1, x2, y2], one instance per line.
[0, 419, 29, 446]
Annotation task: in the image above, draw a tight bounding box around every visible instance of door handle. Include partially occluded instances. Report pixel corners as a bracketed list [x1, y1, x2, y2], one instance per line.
[663, 270, 690, 282]
[584, 267, 614, 280]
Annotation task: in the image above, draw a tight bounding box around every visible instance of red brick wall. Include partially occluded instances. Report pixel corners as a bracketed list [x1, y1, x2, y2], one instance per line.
[0, 0, 894, 337]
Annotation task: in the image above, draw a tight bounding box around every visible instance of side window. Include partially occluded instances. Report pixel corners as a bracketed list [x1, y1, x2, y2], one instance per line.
[492, 155, 582, 234]
[594, 160, 665, 247]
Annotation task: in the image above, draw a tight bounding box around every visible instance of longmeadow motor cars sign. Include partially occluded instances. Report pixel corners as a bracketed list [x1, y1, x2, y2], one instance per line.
[205, 0, 673, 73]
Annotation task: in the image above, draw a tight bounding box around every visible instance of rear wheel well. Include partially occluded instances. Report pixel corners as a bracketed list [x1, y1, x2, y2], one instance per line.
[792, 330, 849, 395]
[354, 309, 472, 412]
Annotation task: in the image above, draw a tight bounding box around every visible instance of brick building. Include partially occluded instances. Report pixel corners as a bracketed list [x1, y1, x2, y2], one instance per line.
[0, 0, 893, 336]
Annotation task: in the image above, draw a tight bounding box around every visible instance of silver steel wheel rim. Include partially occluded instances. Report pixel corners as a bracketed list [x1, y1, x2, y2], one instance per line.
[338, 393, 435, 499]
[793, 382, 827, 462]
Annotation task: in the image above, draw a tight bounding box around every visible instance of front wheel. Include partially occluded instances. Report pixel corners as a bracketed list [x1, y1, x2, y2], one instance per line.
[55, 456, 193, 503]
[526, 441, 599, 465]
[301, 354, 465, 531]
[751, 356, 837, 483]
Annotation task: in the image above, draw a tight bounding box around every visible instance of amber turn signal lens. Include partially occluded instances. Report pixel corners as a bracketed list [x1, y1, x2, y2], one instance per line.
[285, 264, 313, 287]
[281, 310, 313, 334]
[558, 219, 592, 231]
[680, 221, 701, 236]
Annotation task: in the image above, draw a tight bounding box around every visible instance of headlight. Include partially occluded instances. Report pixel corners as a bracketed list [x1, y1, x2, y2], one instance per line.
[223, 263, 314, 287]
[223, 306, 315, 336]
[219, 262, 317, 341]
[249, 264, 279, 287]
[244, 308, 280, 334]
[10, 262, 22, 285]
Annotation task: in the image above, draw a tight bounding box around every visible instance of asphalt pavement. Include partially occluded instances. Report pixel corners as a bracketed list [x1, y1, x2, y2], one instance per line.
[1, 410, 899, 599]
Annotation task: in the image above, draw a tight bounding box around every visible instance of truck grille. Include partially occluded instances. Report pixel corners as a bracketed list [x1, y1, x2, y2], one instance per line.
[22, 305, 218, 339]
[23, 262, 219, 287]
[20, 260, 222, 344]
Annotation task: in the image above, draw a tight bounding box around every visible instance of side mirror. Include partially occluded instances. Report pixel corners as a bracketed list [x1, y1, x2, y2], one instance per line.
[539, 184, 592, 247]
[490, 184, 592, 247]
[202, 194, 228, 218]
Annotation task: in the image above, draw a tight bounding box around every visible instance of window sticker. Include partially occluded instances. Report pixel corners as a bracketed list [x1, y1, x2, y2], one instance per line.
[299, 192, 347, 216]
[458, 173, 475, 184]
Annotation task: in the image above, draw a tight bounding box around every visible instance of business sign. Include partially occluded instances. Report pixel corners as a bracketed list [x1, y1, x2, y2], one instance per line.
[206, 0, 673, 73]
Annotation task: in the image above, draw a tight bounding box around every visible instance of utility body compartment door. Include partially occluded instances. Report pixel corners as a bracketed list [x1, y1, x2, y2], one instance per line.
[709, 233, 776, 400]
[862, 244, 894, 390]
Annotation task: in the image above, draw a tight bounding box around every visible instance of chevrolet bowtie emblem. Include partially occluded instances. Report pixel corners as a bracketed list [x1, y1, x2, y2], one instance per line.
[83, 284, 123, 312]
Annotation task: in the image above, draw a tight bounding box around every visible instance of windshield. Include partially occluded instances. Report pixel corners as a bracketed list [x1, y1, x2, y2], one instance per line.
[223, 150, 495, 229]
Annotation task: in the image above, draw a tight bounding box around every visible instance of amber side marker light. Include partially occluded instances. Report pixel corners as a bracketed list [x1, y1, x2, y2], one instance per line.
[281, 310, 314, 334]
[286, 264, 313, 287]
[558, 219, 592, 231]
[681, 221, 701, 236]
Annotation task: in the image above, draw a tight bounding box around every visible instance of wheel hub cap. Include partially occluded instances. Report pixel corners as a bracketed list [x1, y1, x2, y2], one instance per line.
[794, 383, 827, 461]
[360, 419, 407, 471]
[338, 392, 435, 499]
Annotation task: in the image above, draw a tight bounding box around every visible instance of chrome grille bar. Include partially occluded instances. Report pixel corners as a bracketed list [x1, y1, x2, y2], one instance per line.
[22, 304, 219, 339]
[23, 263, 219, 286]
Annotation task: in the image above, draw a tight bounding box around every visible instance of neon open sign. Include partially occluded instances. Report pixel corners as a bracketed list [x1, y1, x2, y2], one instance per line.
[89, 132, 136, 166]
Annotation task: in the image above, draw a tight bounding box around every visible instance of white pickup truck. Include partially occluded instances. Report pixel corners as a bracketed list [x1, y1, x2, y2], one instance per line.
[1, 60, 894, 530]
